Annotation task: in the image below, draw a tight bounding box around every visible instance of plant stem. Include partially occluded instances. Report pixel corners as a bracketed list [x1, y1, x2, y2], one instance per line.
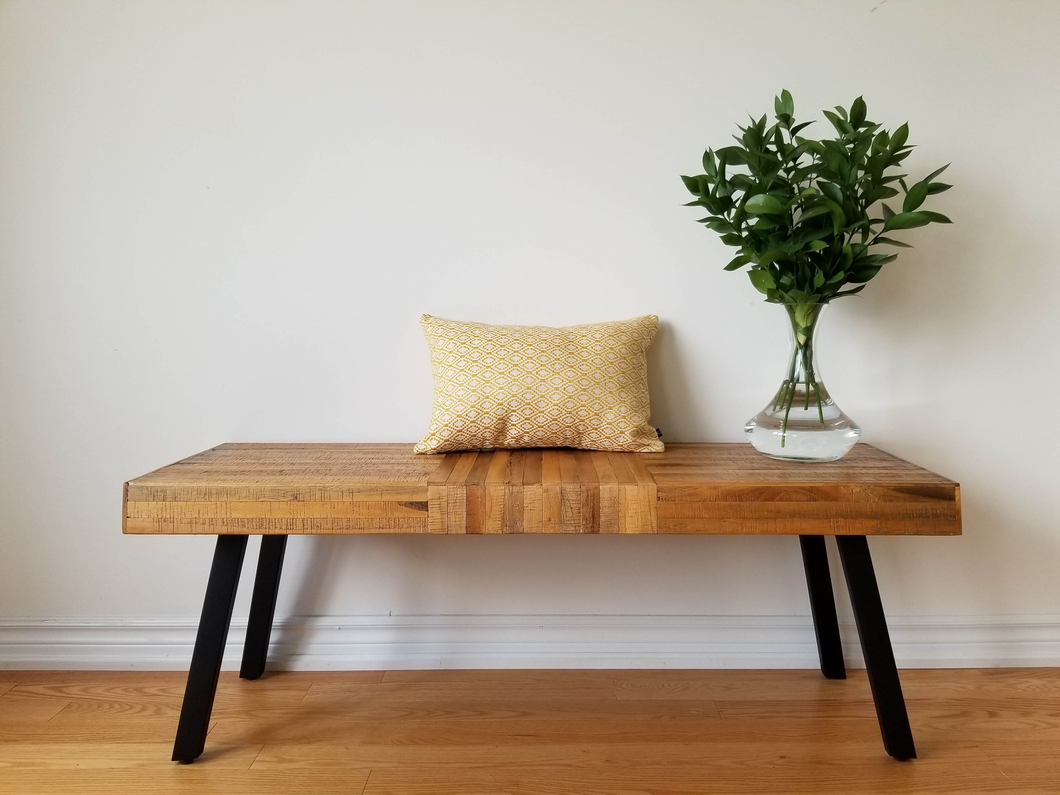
[781, 384, 795, 448]
[775, 349, 798, 412]
[803, 345, 812, 411]
[805, 338, 825, 423]
[772, 380, 787, 412]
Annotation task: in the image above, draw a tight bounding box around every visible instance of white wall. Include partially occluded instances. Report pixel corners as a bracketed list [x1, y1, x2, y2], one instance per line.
[1, 0, 1058, 668]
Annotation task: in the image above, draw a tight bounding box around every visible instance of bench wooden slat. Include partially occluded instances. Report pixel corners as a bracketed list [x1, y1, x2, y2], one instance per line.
[123, 443, 961, 536]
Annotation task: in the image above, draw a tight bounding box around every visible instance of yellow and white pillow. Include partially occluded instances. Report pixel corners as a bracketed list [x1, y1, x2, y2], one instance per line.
[415, 314, 664, 454]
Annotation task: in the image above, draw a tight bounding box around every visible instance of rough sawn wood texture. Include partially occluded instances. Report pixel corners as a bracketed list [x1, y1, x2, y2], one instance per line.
[123, 443, 961, 536]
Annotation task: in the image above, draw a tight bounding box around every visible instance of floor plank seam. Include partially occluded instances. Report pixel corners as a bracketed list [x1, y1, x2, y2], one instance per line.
[45, 701, 72, 723]
[979, 743, 1021, 787]
[2, 669, 1058, 791]
[996, 766, 1017, 787]
[247, 742, 265, 771]
[359, 768, 374, 795]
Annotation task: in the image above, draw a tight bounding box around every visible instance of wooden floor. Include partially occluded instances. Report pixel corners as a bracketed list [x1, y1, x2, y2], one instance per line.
[0, 668, 1058, 794]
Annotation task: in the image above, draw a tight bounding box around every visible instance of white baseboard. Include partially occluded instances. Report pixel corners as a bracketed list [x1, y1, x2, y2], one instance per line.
[0, 614, 1057, 670]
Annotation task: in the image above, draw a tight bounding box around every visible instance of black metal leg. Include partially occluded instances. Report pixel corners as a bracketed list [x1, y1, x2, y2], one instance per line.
[799, 535, 846, 679]
[835, 535, 916, 761]
[240, 535, 288, 680]
[172, 535, 247, 764]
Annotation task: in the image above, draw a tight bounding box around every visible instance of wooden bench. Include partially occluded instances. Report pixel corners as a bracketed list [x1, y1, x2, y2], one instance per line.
[123, 442, 961, 763]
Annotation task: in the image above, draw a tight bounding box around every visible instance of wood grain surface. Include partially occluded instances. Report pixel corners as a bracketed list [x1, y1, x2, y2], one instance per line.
[0, 668, 1055, 793]
[124, 443, 960, 536]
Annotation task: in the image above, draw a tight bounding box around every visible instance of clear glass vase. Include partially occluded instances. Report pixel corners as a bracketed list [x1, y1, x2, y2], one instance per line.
[744, 304, 861, 462]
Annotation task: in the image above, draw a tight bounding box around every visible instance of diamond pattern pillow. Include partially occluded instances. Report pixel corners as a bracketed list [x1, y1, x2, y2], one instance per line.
[414, 314, 664, 454]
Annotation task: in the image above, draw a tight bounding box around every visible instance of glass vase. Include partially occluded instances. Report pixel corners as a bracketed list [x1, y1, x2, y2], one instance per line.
[744, 304, 861, 462]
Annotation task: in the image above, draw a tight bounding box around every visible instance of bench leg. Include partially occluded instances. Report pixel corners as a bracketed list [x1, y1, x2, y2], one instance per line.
[835, 535, 916, 761]
[172, 535, 247, 764]
[240, 535, 288, 680]
[799, 535, 846, 679]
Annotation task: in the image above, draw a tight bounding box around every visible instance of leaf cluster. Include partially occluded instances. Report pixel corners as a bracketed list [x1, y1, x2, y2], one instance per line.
[682, 91, 952, 307]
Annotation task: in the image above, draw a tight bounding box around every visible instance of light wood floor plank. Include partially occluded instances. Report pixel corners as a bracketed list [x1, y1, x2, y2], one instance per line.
[0, 741, 262, 770]
[302, 680, 618, 704]
[0, 668, 1055, 794]
[208, 714, 877, 749]
[357, 759, 1014, 795]
[0, 691, 70, 723]
[0, 714, 214, 743]
[0, 769, 372, 795]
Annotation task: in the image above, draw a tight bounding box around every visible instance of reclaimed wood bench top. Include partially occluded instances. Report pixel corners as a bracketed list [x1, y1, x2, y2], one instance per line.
[123, 443, 960, 536]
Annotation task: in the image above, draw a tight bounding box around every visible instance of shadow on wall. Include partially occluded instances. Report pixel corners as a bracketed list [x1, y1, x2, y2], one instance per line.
[829, 178, 1028, 440]
[274, 179, 1057, 633]
[276, 534, 440, 665]
[647, 319, 716, 442]
[826, 177, 1060, 614]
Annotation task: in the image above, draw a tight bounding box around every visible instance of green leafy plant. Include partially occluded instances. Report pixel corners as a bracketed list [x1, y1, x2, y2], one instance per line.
[681, 91, 952, 444]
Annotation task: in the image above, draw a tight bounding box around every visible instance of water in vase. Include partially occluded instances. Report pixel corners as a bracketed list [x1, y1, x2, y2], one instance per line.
[745, 305, 861, 462]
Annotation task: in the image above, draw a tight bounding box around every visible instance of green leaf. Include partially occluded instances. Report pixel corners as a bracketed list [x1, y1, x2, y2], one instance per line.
[748, 269, 776, 294]
[824, 200, 846, 233]
[888, 149, 913, 166]
[796, 225, 833, 246]
[919, 211, 952, 224]
[848, 265, 882, 283]
[855, 253, 898, 268]
[926, 182, 952, 195]
[797, 205, 831, 223]
[813, 270, 825, 289]
[818, 182, 843, 205]
[889, 122, 909, 151]
[702, 149, 717, 176]
[873, 236, 913, 248]
[781, 89, 794, 116]
[793, 301, 819, 328]
[681, 175, 702, 195]
[924, 163, 950, 182]
[864, 186, 899, 203]
[756, 248, 788, 267]
[823, 110, 852, 136]
[704, 217, 735, 233]
[724, 254, 752, 271]
[849, 96, 867, 128]
[832, 284, 867, 299]
[808, 240, 829, 251]
[744, 194, 786, 214]
[717, 145, 748, 166]
[884, 211, 933, 231]
[720, 233, 744, 246]
[839, 244, 854, 269]
[903, 181, 929, 212]
[882, 203, 896, 221]
[700, 196, 722, 214]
